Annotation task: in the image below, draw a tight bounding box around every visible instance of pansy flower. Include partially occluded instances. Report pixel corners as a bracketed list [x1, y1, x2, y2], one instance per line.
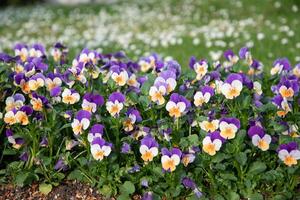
[28, 73, 45, 91]
[155, 70, 177, 93]
[181, 177, 202, 198]
[110, 65, 129, 86]
[14, 43, 28, 62]
[270, 58, 291, 75]
[90, 138, 112, 161]
[45, 73, 62, 91]
[127, 73, 140, 88]
[138, 55, 157, 72]
[6, 129, 16, 145]
[239, 46, 252, 65]
[15, 106, 33, 125]
[272, 95, 292, 117]
[14, 73, 30, 94]
[4, 110, 17, 125]
[248, 125, 271, 151]
[30, 92, 50, 111]
[139, 136, 159, 162]
[88, 124, 104, 142]
[106, 92, 125, 117]
[71, 110, 91, 135]
[29, 43, 45, 58]
[224, 49, 239, 65]
[277, 79, 299, 100]
[121, 142, 131, 154]
[5, 93, 25, 112]
[221, 73, 243, 99]
[189, 57, 208, 80]
[293, 63, 300, 77]
[199, 119, 219, 132]
[202, 131, 225, 156]
[166, 93, 191, 118]
[277, 142, 300, 167]
[62, 88, 80, 104]
[161, 147, 182, 172]
[219, 117, 240, 139]
[181, 147, 199, 167]
[123, 108, 142, 132]
[194, 86, 214, 107]
[149, 81, 168, 105]
[82, 92, 104, 113]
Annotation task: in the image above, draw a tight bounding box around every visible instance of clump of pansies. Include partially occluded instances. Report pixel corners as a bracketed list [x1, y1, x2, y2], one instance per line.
[1, 43, 299, 199]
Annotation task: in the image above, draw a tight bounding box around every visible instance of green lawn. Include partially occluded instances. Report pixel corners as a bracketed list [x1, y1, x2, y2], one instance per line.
[0, 0, 300, 69]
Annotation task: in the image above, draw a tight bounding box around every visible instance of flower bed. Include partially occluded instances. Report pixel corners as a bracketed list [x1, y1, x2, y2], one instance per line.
[0, 43, 299, 199]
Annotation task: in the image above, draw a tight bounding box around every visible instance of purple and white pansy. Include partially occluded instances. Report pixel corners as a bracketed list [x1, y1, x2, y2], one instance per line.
[219, 117, 240, 139]
[277, 142, 300, 167]
[106, 92, 126, 117]
[81, 93, 104, 113]
[62, 88, 80, 104]
[221, 73, 243, 99]
[166, 93, 191, 118]
[248, 125, 271, 151]
[90, 138, 112, 161]
[193, 86, 214, 107]
[71, 110, 91, 135]
[202, 131, 225, 156]
[88, 124, 104, 143]
[123, 108, 142, 132]
[139, 136, 159, 162]
[161, 147, 182, 172]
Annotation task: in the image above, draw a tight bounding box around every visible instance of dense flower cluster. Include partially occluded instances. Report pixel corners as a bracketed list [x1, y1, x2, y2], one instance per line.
[0, 43, 299, 198]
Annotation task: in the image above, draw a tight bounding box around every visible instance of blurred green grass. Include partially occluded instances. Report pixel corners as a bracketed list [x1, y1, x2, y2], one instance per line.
[0, 0, 299, 69]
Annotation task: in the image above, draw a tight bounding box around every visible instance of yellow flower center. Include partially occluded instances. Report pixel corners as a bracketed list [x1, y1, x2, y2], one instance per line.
[162, 159, 176, 172]
[203, 143, 216, 156]
[284, 155, 297, 167]
[169, 107, 181, 118]
[142, 151, 154, 162]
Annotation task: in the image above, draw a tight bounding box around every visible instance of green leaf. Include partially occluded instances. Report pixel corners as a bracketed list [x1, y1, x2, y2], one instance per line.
[188, 134, 199, 145]
[247, 161, 267, 175]
[249, 193, 263, 200]
[120, 181, 135, 195]
[100, 185, 112, 197]
[226, 191, 239, 200]
[39, 183, 52, 195]
[220, 173, 237, 181]
[117, 194, 130, 200]
[3, 149, 17, 155]
[235, 152, 247, 166]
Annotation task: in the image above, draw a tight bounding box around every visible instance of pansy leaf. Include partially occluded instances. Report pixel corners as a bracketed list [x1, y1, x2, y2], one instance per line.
[247, 161, 266, 176]
[120, 181, 135, 195]
[39, 183, 52, 195]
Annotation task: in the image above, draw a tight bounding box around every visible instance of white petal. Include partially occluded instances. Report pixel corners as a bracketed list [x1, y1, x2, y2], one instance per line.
[252, 135, 261, 146]
[177, 102, 186, 112]
[213, 139, 222, 151]
[202, 136, 212, 145]
[231, 80, 243, 91]
[166, 101, 176, 111]
[161, 155, 170, 164]
[278, 150, 289, 161]
[150, 147, 158, 157]
[262, 134, 272, 144]
[81, 118, 90, 130]
[102, 146, 112, 156]
[290, 150, 300, 160]
[91, 144, 101, 154]
[171, 155, 180, 165]
[139, 145, 149, 154]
